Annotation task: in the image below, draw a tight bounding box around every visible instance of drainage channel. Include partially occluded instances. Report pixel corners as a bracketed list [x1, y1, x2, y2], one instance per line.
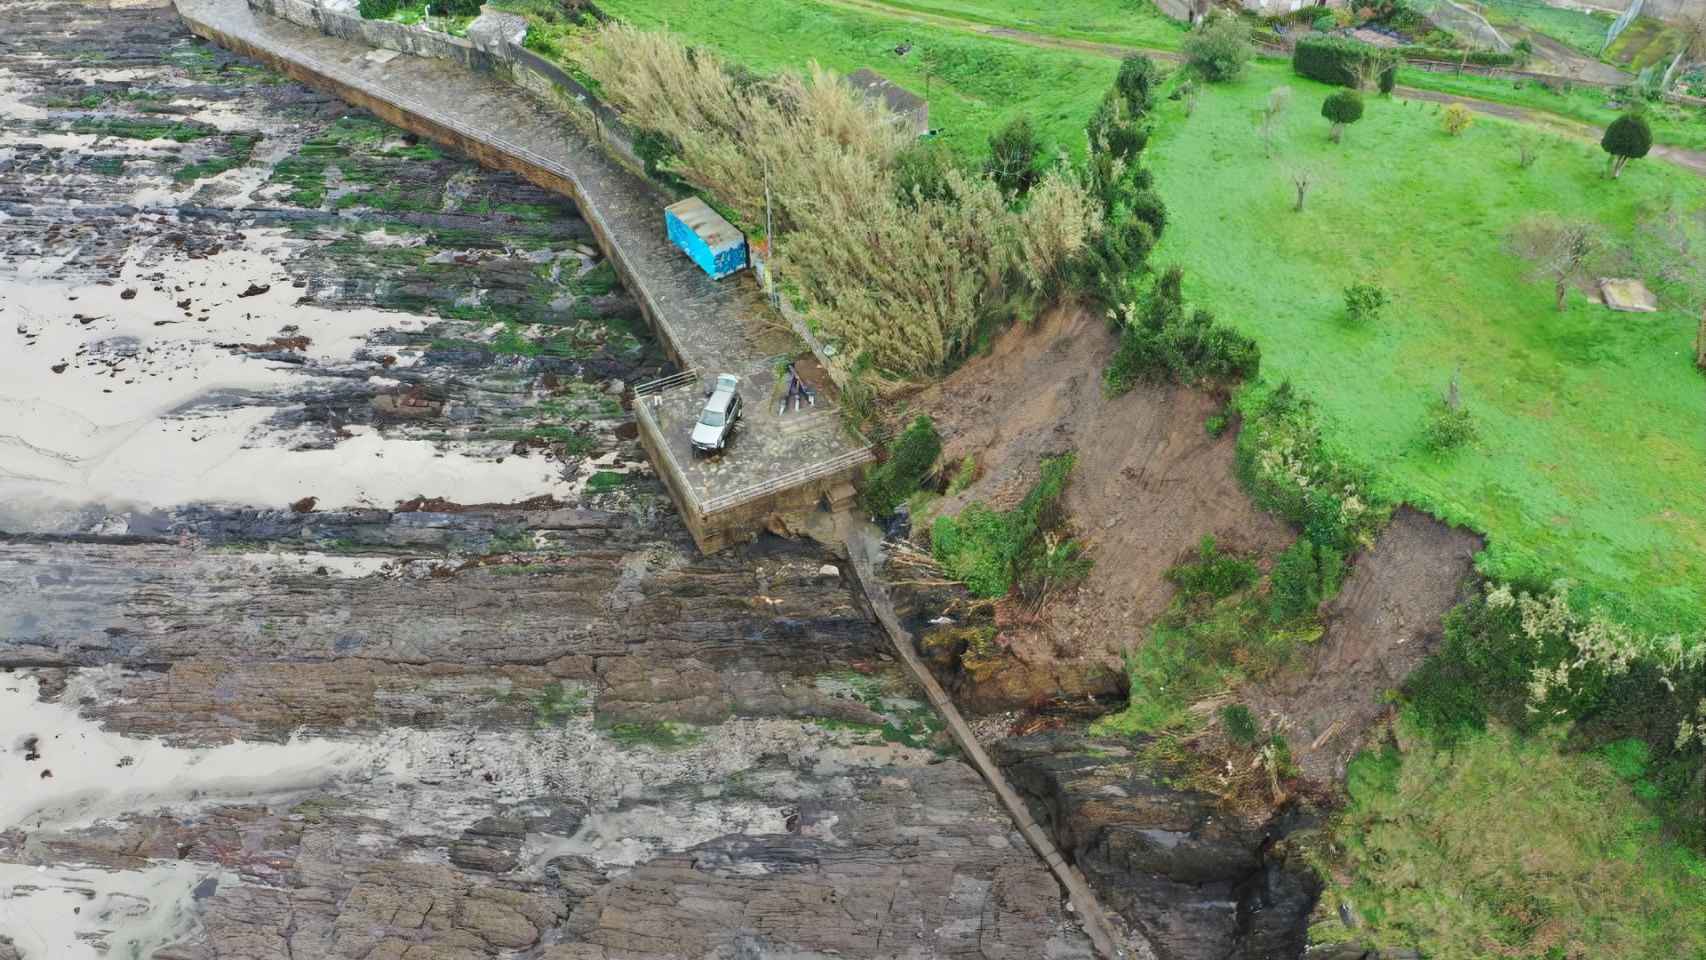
[844, 524, 1149, 960]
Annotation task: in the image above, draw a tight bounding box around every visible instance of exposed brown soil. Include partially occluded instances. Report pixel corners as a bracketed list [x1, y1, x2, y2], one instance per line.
[393, 493, 565, 512]
[1240, 506, 1484, 787]
[907, 308, 1293, 708]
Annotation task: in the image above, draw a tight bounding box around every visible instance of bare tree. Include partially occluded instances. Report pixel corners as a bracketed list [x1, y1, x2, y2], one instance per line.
[1287, 166, 1314, 212]
[1506, 214, 1607, 312]
[1632, 198, 1706, 367]
[1514, 130, 1539, 169]
[1662, 10, 1706, 90]
[1257, 85, 1291, 157]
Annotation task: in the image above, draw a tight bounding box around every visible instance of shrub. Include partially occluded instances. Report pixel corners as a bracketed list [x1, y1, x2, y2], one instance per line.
[1115, 54, 1161, 115]
[1441, 102, 1473, 136]
[428, 0, 481, 14]
[892, 138, 960, 207]
[861, 415, 941, 517]
[1422, 396, 1475, 451]
[1321, 89, 1364, 142]
[1087, 92, 1149, 165]
[985, 116, 1044, 197]
[1105, 267, 1260, 393]
[931, 454, 1088, 601]
[1343, 280, 1387, 324]
[1602, 111, 1653, 179]
[1235, 381, 1388, 551]
[1268, 538, 1345, 622]
[584, 26, 1099, 377]
[631, 127, 680, 181]
[1221, 703, 1260, 744]
[357, 0, 401, 17]
[947, 454, 978, 495]
[1401, 584, 1705, 842]
[1167, 534, 1260, 601]
[1292, 35, 1396, 89]
[1081, 143, 1164, 308]
[1185, 13, 1253, 83]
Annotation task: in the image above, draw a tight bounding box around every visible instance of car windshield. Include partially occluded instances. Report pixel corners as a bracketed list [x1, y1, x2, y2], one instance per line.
[699, 409, 725, 428]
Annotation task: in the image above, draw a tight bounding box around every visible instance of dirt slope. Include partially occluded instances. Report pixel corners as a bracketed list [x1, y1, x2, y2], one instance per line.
[909, 308, 1293, 708]
[1241, 507, 1485, 785]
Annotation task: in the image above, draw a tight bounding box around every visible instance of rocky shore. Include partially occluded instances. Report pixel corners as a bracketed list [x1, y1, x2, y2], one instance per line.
[0, 5, 1094, 956]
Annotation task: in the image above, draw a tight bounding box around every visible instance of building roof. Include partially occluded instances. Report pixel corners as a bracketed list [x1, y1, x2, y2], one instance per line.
[846, 68, 926, 117]
[664, 196, 744, 250]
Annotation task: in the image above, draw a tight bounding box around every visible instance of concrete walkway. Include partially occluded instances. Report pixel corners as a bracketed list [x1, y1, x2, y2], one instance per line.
[173, 0, 868, 544]
[844, 525, 1151, 960]
[177, 0, 774, 374]
[819, 0, 1706, 179]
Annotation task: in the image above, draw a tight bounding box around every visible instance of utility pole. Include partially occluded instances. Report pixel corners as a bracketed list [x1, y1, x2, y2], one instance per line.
[762, 153, 777, 307]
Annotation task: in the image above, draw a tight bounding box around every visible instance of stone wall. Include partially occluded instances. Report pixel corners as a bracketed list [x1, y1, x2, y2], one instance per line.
[247, 0, 644, 170]
[244, 0, 852, 389]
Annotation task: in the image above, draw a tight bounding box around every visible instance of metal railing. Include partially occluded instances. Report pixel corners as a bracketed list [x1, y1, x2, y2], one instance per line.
[633, 368, 701, 397]
[699, 446, 873, 514]
[201, 3, 877, 527]
[209, 11, 703, 373]
[631, 389, 706, 516]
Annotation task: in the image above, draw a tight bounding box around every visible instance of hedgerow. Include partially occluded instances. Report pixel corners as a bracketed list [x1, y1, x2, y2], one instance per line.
[1104, 266, 1260, 393]
[860, 415, 941, 518]
[931, 454, 1087, 602]
[1292, 35, 1396, 89]
[1234, 381, 1389, 552]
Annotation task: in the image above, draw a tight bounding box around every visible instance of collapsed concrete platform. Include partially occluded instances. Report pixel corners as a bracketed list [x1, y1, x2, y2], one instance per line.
[174, 0, 873, 552]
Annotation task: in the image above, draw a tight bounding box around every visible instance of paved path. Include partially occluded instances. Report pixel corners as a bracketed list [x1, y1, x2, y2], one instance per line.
[818, 0, 1706, 178]
[844, 525, 1151, 960]
[177, 0, 774, 374]
[174, 0, 868, 529]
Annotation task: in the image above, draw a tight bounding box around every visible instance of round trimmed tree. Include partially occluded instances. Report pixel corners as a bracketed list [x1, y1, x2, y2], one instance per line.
[1601, 112, 1653, 179]
[1321, 89, 1364, 144]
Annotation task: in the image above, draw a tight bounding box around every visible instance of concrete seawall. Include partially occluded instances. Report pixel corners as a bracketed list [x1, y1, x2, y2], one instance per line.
[172, 0, 871, 553]
[845, 526, 1151, 960]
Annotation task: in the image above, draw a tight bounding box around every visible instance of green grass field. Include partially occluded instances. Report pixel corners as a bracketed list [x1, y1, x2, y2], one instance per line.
[1604, 16, 1684, 71]
[1478, 0, 1613, 58]
[1320, 720, 1706, 958]
[1396, 66, 1706, 153]
[1148, 61, 1706, 633]
[595, 0, 1117, 154]
[815, 0, 1191, 50]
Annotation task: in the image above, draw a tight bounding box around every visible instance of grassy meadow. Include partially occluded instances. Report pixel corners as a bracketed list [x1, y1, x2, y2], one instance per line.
[594, 0, 1117, 154]
[812, 0, 1191, 50]
[1395, 66, 1706, 153]
[552, 5, 1706, 948]
[1479, 0, 1613, 58]
[1147, 59, 1706, 633]
[1321, 719, 1706, 959]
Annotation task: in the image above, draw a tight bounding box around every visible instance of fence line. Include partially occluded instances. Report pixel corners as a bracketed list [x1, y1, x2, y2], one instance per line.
[700, 447, 873, 514]
[632, 389, 705, 515]
[262, 29, 876, 521]
[1605, 0, 1643, 53]
[633, 368, 701, 397]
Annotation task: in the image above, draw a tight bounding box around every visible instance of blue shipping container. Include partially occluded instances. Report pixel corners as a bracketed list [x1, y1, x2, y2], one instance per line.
[664, 197, 748, 280]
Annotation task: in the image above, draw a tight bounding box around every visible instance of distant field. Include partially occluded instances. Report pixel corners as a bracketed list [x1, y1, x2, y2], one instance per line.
[816, 0, 1191, 50]
[1150, 60, 1706, 632]
[1394, 67, 1706, 152]
[1323, 722, 1706, 958]
[1604, 15, 1684, 70]
[594, 0, 1117, 154]
[1478, 0, 1614, 58]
